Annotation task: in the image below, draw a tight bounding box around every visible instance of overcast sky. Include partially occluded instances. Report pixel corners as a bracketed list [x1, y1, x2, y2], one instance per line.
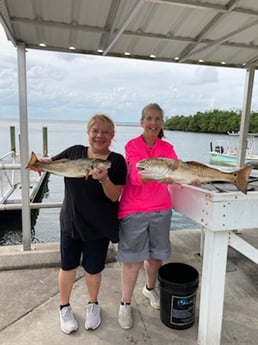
[1, 24, 258, 123]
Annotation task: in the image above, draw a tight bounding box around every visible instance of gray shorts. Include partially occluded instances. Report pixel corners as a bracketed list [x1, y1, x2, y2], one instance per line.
[117, 210, 172, 263]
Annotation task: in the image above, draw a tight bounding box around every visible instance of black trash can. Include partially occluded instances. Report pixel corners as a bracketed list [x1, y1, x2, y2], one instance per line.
[158, 262, 199, 330]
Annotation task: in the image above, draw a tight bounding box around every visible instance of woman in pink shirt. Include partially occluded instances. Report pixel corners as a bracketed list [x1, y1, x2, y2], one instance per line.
[117, 103, 178, 329]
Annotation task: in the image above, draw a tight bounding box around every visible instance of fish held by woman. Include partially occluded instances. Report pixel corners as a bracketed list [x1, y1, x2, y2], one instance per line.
[136, 157, 253, 194]
[26, 151, 111, 178]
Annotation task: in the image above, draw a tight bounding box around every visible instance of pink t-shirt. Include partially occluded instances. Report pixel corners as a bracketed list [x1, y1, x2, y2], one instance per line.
[118, 135, 178, 219]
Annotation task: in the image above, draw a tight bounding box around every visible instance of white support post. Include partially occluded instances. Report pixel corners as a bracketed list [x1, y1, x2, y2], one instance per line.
[198, 230, 229, 345]
[17, 43, 31, 251]
[237, 66, 255, 167]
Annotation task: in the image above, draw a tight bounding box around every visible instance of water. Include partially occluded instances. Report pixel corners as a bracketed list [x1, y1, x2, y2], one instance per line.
[0, 118, 240, 245]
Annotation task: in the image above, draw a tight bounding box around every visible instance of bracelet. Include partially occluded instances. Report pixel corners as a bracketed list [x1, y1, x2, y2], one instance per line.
[99, 176, 109, 185]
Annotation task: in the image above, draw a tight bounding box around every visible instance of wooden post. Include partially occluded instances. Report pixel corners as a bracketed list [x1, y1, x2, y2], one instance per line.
[10, 126, 16, 155]
[42, 126, 48, 157]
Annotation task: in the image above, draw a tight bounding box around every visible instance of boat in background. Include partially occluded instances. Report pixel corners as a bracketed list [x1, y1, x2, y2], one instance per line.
[227, 131, 239, 136]
[209, 136, 258, 167]
[227, 130, 258, 137]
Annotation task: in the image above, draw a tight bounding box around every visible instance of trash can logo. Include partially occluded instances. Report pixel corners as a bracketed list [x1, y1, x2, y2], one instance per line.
[176, 296, 193, 307]
[170, 293, 196, 326]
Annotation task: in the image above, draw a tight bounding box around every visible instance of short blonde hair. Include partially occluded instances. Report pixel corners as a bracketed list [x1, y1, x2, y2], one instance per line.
[87, 114, 115, 134]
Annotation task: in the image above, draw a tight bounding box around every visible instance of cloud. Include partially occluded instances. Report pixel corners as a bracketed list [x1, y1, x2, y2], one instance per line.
[193, 66, 219, 84]
[0, 24, 257, 122]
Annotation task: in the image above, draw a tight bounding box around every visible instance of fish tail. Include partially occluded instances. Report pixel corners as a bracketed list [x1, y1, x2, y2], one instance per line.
[26, 151, 39, 169]
[234, 165, 253, 194]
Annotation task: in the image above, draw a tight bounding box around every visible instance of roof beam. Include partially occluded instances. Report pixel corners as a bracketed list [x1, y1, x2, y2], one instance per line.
[11, 16, 106, 34]
[9, 15, 258, 54]
[176, 0, 253, 63]
[145, 0, 258, 17]
[146, 0, 228, 11]
[103, 0, 145, 55]
[179, 18, 258, 62]
[98, 0, 126, 52]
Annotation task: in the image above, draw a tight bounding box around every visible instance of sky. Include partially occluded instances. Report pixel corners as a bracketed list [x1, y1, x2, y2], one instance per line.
[1, 24, 258, 123]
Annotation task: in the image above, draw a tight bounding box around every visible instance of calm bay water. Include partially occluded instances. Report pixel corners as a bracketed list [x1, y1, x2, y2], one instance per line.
[0, 118, 240, 245]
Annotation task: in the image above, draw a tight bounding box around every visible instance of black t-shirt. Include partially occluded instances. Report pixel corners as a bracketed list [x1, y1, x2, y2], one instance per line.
[53, 145, 127, 243]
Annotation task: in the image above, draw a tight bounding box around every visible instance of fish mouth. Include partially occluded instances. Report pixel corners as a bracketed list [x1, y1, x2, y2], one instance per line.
[136, 163, 145, 171]
[137, 166, 145, 171]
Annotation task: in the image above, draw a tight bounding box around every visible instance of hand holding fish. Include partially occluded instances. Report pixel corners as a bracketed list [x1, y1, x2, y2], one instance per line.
[91, 166, 109, 183]
[190, 179, 202, 186]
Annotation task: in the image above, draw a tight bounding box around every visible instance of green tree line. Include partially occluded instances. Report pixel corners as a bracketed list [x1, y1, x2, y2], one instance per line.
[164, 109, 258, 134]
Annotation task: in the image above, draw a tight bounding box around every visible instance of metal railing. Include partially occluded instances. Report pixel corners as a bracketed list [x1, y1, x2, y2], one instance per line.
[0, 151, 18, 204]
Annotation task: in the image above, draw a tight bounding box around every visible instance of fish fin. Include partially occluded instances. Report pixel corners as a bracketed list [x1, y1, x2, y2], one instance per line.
[185, 160, 208, 168]
[84, 169, 91, 180]
[167, 159, 179, 170]
[234, 165, 253, 194]
[26, 151, 39, 169]
[84, 167, 96, 180]
[54, 158, 70, 163]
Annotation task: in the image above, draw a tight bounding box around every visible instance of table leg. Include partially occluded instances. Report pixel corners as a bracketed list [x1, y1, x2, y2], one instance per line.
[198, 230, 229, 345]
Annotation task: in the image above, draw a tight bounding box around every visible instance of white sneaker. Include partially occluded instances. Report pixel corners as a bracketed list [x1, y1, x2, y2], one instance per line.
[85, 303, 101, 330]
[142, 286, 160, 309]
[118, 304, 133, 329]
[59, 305, 78, 334]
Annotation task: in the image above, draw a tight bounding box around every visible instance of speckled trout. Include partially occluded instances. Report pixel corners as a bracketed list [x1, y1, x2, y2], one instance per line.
[26, 151, 111, 178]
[136, 157, 253, 194]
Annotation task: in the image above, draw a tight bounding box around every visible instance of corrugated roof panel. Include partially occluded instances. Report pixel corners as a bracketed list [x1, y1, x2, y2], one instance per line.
[228, 23, 258, 45]
[76, 0, 110, 27]
[11, 21, 37, 44]
[2, 0, 258, 68]
[159, 7, 214, 38]
[40, 0, 74, 23]
[205, 14, 257, 40]
[7, 0, 35, 19]
[77, 31, 104, 52]
[237, 0, 258, 10]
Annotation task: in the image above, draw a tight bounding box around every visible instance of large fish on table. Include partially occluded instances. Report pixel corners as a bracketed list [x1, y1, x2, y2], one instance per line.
[26, 151, 111, 178]
[136, 157, 253, 194]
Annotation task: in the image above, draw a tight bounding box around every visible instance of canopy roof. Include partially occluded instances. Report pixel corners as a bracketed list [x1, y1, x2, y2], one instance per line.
[1, 0, 258, 68]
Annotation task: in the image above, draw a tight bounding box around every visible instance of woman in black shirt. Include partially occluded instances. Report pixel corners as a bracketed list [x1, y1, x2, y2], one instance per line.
[44, 114, 127, 333]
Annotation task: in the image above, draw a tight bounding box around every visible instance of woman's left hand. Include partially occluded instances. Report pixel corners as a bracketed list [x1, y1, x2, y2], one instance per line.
[190, 179, 202, 186]
[91, 167, 109, 182]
